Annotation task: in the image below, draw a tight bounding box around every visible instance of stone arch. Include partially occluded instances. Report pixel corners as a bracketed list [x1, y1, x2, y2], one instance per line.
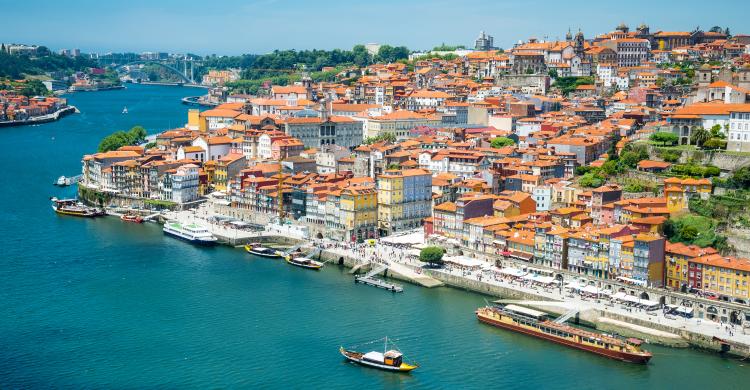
[338, 257, 344, 265]
[729, 311, 742, 325]
[640, 292, 650, 300]
[618, 287, 626, 293]
[316, 232, 323, 239]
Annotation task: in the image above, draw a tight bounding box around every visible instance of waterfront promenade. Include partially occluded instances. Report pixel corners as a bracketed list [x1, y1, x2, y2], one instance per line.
[318, 235, 750, 355]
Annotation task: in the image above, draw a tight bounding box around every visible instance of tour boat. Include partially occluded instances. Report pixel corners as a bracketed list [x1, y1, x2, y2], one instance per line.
[51, 197, 104, 218]
[162, 221, 217, 245]
[285, 255, 323, 270]
[244, 244, 282, 258]
[120, 214, 144, 223]
[340, 337, 418, 372]
[476, 305, 652, 364]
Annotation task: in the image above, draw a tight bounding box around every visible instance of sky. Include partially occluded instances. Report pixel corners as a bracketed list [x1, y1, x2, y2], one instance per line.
[3, 0, 749, 55]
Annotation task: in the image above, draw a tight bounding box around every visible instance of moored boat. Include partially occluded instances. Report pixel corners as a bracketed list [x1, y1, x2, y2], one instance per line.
[244, 244, 282, 258]
[55, 176, 67, 186]
[163, 221, 217, 245]
[476, 305, 652, 364]
[340, 337, 418, 372]
[121, 214, 144, 223]
[51, 197, 105, 217]
[285, 255, 323, 270]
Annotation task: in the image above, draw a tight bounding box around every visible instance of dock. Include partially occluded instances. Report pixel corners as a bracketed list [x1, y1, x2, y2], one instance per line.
[355, 276, 404, 292]
[354, 264, 403, 292]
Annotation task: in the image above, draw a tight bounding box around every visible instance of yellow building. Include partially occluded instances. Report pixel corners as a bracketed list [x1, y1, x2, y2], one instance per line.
[692, 254, 750, 302]
[664, 177, 712, 214]
[365, 111, 442, 139]
[377, 168, 432, 235]
[340, 185, 378, 241]
[186, 109, 203, 131]
[665, 242, 717, 290]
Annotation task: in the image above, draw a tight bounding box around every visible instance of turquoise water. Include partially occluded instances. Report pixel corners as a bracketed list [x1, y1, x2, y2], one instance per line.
[1, 84, 748, 388]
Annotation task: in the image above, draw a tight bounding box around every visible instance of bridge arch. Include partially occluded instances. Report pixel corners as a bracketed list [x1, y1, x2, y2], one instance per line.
[117, 60, 193, 84]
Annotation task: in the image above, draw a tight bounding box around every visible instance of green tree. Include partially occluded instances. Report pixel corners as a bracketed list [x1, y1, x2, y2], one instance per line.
[419, 246, 445, 266]
[364, 132, 396, 144]
[19, 79, 49, 97]
[703, 138, 727, 150]
[386, 163, 401, 170]
[548, 69, 558, 79]
[490, 137, 515, 148]
[97, 125, 148, 152]
[729, 167, 750, 189]
[690, 127, 710, 147]
[709, 124, 725, 139]
[650, 132, 678, 146]
[579, 172, 605, 188]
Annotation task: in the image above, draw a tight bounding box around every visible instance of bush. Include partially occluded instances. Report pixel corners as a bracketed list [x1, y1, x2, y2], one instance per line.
[579, 172, 605, 188]
[419, 246, 445, 266]
[490, 137, 515, 148]
[650, 132, 679, 146]
[661, 150, 681, 163]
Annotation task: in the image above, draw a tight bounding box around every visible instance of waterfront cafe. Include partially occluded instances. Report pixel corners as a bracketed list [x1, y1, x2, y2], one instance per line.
[611, 292, 661, 310]
[665, 304, 694, 318]
[444, 255, 487, 271]
[498, 267, 526, 280]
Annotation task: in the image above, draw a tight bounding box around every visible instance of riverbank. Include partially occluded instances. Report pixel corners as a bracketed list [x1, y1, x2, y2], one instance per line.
[315, 241, 750, 358]
[0, 105, 76, 128]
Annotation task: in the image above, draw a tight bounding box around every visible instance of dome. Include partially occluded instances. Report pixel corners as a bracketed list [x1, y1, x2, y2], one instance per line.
[699, 63, 712, 70]
[638, 23, 649, 30]
[616, 22, 628, 31]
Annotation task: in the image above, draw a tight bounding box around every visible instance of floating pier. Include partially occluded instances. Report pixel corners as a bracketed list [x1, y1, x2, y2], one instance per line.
[354, 264, 403, 292]
[355, 276, 404, 292]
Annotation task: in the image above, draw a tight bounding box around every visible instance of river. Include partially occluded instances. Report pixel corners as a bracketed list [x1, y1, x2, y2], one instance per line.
[0, 83, 747, 388]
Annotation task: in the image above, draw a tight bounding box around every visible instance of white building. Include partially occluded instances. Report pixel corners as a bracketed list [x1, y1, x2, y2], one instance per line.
[171, 164, 200, 204]
[728, 107, 750, 152]
[532, 186, 552, 212]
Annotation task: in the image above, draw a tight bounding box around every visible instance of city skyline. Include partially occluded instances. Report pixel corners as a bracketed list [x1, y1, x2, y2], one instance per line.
[3, 0, 749, 55]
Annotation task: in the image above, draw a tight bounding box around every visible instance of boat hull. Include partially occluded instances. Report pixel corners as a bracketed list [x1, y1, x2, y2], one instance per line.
[339, 348, 417, 372]
[477, 313, 652, 364]
[286, 258, 323, 270]
[245, 247, 282, 258]
[163, 229, 217, 246]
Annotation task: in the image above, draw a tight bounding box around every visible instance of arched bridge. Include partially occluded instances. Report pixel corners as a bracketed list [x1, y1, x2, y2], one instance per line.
[116, 60, 194, 84]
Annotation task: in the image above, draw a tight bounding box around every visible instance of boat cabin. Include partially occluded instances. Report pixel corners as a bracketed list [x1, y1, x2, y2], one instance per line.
[362, 350, 403, 367]
[384, 350, 403, 367]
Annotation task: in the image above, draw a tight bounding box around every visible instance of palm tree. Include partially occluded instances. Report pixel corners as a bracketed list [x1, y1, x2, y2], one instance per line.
[690, 127, 710, 147]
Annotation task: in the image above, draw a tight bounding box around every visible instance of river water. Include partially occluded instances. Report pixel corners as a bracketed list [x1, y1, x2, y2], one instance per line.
[0, 84, 748, 388]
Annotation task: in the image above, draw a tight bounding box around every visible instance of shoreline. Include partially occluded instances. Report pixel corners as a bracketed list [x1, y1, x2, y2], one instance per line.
[0, 105, 77, 128]
[314, 244, 750, 357]
[78, 195, 750, 359]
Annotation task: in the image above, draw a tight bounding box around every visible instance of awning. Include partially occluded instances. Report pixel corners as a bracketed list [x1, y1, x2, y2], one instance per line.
[444, 256, 485, 268]
[509, 250, 533, 261]
[499, 267, 526, 277]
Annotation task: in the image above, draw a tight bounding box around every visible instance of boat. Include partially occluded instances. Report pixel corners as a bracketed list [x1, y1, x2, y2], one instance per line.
[162, 221, 217, 245]
[55, 176, 67, 186]
[340, 337, 418, 372]
[244, 244, 282, 258]
[120, 214, 144, 223]
[476, 304, 652, 364]
[122, 106, 128, 114]
[50, 197, 104, 218]
[285, 255, 323, 270]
